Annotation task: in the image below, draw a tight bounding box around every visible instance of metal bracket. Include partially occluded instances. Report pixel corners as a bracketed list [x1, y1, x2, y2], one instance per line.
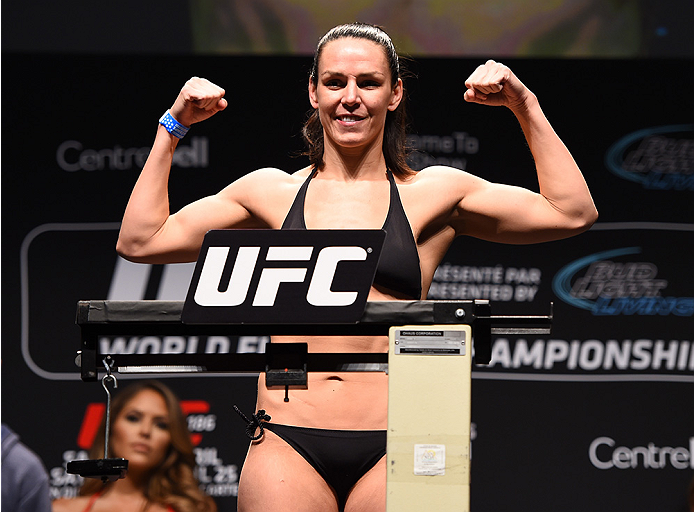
[264, 343, 308, 402]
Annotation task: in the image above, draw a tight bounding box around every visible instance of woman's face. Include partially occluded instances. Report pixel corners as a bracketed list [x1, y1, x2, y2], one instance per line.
[309, 37, 403, 153]
[109, 389, 172, 473]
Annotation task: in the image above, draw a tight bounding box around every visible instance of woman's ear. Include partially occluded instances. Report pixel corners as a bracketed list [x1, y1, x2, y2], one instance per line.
[309, 79, 319, 109]
[388, 78, 404, 111]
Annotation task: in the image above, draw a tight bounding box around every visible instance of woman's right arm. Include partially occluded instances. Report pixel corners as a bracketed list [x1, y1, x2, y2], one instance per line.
[116, 78, 253, 264]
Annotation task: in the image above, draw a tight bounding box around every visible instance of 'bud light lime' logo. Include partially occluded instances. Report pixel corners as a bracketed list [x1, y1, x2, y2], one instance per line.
[552, 247, 694, 316]
[605, 125, 694, 191]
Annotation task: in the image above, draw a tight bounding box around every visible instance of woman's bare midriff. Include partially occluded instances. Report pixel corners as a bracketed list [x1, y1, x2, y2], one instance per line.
[256, 333, 390, 430]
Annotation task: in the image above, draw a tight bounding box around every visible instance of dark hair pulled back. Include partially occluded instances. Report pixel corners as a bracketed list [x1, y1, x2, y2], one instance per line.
[302, 22, 414, 178]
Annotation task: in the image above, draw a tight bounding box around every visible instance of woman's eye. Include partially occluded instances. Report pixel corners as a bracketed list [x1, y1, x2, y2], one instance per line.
[325, 80, 342, 88]
[125, 414, 140, 422]
[155, 422, 169, 430]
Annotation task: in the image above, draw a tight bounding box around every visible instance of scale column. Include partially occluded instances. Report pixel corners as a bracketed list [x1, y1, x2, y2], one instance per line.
[386, 324, 472, 511]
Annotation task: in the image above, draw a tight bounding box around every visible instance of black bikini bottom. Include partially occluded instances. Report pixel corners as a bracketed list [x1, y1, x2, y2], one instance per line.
[263, 423, 386, 511]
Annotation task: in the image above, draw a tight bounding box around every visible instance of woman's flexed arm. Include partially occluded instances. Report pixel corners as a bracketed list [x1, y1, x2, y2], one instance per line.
[116, 78, 237, 263]
[457, 60, 598, 243]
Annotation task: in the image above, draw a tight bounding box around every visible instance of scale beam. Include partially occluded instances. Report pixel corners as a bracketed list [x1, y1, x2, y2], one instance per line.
[75, 299, 552, 381]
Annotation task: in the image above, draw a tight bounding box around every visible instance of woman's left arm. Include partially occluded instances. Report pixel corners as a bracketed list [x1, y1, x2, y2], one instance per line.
[457, 60, 598, 243]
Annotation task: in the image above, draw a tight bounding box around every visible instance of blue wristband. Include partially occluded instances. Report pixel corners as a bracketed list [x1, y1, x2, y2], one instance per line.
[159, 110, 190, 138]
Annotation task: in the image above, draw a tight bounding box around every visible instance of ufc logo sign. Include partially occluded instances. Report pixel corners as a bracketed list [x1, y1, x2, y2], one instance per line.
[182, 229, 384, 324]
[194, 246, 367, 307]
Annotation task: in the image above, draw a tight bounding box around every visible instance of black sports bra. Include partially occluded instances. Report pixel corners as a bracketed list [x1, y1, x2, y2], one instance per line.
[281, 170, 422, 299]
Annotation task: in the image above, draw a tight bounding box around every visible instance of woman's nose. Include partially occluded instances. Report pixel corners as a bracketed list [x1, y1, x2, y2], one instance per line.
[342, 80, 359, 106]
[139, 421, 152, 437]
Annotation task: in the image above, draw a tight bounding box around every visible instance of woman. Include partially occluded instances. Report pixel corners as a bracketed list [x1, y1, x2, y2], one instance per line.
[116, 23, 597, 512]
[52, 381, 216, 512]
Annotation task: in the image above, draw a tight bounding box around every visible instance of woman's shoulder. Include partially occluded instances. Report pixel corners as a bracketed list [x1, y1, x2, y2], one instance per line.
[247, 165, 312, 180]
[51, 494, 177, 512]
[232, 166, 313, 189]
[401, 165, 479, 191]
[411, 165, 471, 180]
[52, 496, 92, 512]
[216, 165, 314, 221]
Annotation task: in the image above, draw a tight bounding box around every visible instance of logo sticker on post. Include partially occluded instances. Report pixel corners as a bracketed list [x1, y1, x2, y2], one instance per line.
[182, 229, 385, 324]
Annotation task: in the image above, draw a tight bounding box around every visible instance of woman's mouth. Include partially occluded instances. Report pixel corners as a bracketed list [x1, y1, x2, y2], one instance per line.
[337, 115, 364, 124]
[131, 443, 151, 453]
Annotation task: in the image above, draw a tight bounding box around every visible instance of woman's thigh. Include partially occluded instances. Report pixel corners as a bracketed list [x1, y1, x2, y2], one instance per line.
[344, 456, 386, 512]
[237, 431, 339, 512]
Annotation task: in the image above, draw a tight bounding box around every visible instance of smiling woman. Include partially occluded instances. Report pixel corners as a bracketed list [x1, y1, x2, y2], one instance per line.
[302, 24, 410, 179]
[114, 22, 597, 512]
[52, 381, 216, 512]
